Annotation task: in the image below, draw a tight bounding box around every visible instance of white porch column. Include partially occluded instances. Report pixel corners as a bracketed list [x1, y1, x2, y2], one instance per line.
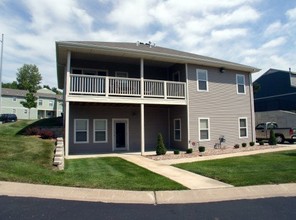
[64, 51, 71, 157]
[141, 103, 145, 155]
[140, 58, 144, 98]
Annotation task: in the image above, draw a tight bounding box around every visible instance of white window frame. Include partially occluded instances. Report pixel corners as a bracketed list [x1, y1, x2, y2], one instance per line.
[74, 119, 89, 144]
[93, 119, 108, 143]
[238, 117, 248, 138]
[236, 74, 246, 94]
[196, 69, 208, 92]
[12, 97, 17, 102]
[198, 117, 210, 141]
[174, 118, 181, 141]
[38, 99, 43, 106]
[49, 100, 54, 107]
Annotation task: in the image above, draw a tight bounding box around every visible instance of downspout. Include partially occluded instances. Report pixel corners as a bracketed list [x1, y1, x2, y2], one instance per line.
[249, 73, 256, 142]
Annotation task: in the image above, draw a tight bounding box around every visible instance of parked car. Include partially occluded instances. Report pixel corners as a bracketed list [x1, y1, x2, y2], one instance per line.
[256, 122, 296, 144]
[0, 114, 18, 123]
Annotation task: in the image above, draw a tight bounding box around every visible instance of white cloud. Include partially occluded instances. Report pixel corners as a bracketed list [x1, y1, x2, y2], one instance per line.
[211, 28, 247, 41]
[264, 21, 283, 35]
[261, 37, 286, 49]
[286, 7, 296, 21]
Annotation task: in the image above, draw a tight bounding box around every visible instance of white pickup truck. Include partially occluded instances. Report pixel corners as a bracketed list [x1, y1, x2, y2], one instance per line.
[256, 122, 296, 144]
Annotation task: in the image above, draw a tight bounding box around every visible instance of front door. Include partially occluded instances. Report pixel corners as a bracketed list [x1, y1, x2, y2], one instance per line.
[113, 119, 129, 151]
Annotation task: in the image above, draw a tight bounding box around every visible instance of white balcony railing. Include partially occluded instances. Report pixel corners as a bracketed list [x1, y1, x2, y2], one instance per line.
[69, 74, 186, 99]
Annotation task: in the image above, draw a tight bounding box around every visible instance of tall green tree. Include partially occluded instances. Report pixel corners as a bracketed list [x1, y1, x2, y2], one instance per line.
[20, 92, 37, 119]
[16, 64, 42, 92]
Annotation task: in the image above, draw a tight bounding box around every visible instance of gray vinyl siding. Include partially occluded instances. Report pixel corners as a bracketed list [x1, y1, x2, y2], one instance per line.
[68, 103, 169, 154]
[188, 64, 253, 148]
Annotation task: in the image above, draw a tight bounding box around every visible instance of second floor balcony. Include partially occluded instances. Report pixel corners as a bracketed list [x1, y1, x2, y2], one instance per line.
[67, 74, 187, 105]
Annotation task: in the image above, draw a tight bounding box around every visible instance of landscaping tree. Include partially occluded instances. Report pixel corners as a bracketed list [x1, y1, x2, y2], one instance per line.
[269, 129, 277, 145]
[16, 64, 42, 92]
[156, 133, 167, 155]
[17, 64, 42, 119]
[21, 92, 37, 119]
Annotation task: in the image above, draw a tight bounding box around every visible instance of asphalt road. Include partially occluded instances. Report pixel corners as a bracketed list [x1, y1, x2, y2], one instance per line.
[1, 196, 295, 220]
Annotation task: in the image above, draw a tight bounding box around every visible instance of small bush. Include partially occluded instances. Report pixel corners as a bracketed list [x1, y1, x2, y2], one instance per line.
[40, 130, 55, 139]
[198, 146, 205, 152]
[249, 141, 255, 146]
[234, 144, 240, 149]
[25, 127, 40, 136]
[259, 140, 264, 146]
[269, 129, 277, 145]
[242, 143, 247, 147]
[174, 150, 180, 155]
[156, 133, 167, 155]
[186, 148, 193, 154]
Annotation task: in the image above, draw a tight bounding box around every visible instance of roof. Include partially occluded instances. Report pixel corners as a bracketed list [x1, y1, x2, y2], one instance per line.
[56, 41, 261, 89]
[1, 88, 63, 100]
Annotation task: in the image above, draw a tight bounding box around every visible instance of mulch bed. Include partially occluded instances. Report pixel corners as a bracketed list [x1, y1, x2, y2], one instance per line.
[145, 144, 289, 161]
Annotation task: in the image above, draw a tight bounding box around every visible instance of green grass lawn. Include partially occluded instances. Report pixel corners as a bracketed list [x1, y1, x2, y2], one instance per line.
[174, 151, 296, 186]
[0, 120, 185, 190]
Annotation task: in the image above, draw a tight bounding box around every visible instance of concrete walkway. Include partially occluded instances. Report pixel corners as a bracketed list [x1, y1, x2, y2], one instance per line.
[118, 154, 232, 190]
[1, 181, 296, 204]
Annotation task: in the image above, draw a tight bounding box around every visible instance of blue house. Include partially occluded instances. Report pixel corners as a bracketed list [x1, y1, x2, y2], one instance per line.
[254, 69, 296, 112]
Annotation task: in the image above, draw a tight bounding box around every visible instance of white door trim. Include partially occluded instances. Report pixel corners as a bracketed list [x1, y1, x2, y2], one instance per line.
[112, 118, 129, 151]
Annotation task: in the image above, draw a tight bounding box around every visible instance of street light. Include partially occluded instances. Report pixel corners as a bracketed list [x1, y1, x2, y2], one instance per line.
[0, 34, 3, 114]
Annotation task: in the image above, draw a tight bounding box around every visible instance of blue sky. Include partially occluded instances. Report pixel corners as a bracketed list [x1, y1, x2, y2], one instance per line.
[0, 0, 295, 88]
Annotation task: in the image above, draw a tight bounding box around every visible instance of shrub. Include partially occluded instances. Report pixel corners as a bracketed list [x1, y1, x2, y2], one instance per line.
[198, 146, 205, 152]
[156, 133, 167, 155]
[249, 141, 255, 146]
[259, 140, 264, 146]
[174, 150, 180, 155]
[234, 144, 240, 149]
[186, 148, 193, 154]
[40, 130, 55, 139]
[25, 127, 40, 136]
[268, 129, 277, 145]
[242, 143, 247, 147]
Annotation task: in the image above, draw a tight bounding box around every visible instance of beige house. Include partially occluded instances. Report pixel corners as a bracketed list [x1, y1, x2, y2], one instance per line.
[56, 41, 260, 156]
[1, 88, 63, 119]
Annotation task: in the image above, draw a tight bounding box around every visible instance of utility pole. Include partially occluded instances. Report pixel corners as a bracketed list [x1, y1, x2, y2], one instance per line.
[0, 34, 3, 114]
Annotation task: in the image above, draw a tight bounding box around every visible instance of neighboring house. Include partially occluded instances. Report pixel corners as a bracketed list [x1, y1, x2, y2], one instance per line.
[253, 68, 296, 127]
[254, 68, 296, 112]
[56, 41, 259, 156]
[1, 88, 63, 119]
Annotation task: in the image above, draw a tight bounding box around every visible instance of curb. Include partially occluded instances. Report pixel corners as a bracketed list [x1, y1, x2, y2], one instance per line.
[1, 181, 295, 204]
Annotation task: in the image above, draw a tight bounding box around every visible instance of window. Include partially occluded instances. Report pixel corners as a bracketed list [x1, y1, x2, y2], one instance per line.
[236, 74, 245, 94]
[115, 71, 128, 78]
[239, 117, 248, 138]
[197, 69, 208, 91]
[94, 119, 108, 143]
[74, 119, 89, 143]
[174, 119, 181, 141]
[24, 109, 28, 114]
[49, 101, 54, 107]
[199, 118, 210, 141]
[38, 99, 43, 106]
[12, 97, 17, 102]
